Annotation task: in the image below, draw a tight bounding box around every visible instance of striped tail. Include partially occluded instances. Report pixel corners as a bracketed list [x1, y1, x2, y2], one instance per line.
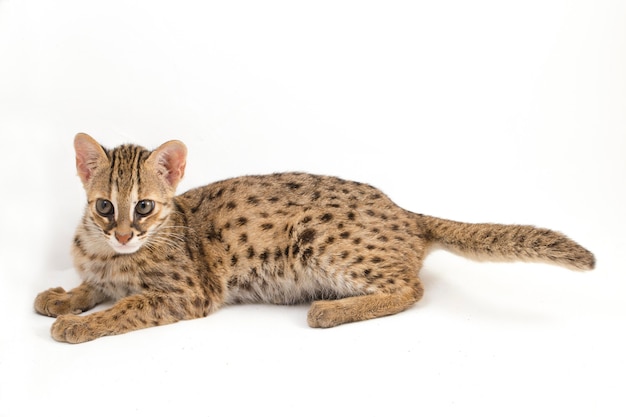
[418, 215, 595, 271]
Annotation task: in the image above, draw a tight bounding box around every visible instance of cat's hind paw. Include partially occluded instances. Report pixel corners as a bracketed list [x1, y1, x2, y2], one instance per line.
[307, 300, 345, 328]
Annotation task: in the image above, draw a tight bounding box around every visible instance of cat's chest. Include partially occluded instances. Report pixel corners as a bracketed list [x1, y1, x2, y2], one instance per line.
[81, 257, 144, 299]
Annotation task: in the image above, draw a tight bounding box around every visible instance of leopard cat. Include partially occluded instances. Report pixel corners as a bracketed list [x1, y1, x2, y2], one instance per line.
[34, 133, 595, 343]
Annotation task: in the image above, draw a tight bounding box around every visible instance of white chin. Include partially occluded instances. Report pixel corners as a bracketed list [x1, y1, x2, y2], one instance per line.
[110, 242, 142, 254]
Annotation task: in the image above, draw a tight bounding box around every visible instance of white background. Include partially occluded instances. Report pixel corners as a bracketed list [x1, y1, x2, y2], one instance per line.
[1, 1, 624, 416]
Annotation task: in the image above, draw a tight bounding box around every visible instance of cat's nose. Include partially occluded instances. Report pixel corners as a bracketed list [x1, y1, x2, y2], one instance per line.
[115, 231, 134, 245]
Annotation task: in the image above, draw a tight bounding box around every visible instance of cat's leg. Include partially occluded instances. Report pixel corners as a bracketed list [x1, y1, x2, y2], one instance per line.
[34, 281, 107, 317]
[49, 290, 211, 343]
[307, 279, 424, 328]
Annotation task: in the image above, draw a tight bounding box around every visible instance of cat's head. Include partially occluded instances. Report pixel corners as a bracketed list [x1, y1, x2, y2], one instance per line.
[74, 133, 187, 255]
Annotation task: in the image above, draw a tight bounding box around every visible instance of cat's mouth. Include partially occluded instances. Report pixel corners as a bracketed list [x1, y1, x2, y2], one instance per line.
[109, 239, 143, 254]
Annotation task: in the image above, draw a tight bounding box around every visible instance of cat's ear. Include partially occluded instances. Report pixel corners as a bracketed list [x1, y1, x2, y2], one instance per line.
[148, 140, 187, 188]
[74, 133, 108, 185]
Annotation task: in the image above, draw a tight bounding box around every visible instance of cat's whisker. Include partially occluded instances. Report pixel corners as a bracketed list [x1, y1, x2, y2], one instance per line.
[142, 230, 188, 254]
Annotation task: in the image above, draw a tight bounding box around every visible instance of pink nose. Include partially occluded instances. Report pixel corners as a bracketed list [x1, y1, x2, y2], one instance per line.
[115, 231, 133, 245]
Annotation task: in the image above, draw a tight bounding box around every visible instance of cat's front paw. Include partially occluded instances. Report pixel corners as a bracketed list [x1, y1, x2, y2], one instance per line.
[51, 315, 98, 344]
[35, 287, 83, 317]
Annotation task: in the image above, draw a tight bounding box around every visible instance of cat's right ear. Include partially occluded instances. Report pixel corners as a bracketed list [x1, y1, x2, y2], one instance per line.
[74, 133, 108, 185]
[147, 140, 187, 189]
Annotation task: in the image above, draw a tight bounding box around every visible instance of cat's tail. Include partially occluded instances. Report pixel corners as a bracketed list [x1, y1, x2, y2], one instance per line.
[416, 214, 595, 271]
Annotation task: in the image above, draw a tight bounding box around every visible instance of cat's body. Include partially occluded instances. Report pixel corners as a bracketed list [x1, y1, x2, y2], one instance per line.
[35, 133, 595, 343]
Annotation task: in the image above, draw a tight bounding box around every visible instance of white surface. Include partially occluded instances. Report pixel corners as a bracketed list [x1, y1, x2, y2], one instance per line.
[1, 1, 625, 416]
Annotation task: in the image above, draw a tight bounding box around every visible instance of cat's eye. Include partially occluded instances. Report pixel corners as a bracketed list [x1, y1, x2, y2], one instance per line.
[135, 200, 155, 216]
[95, 199, 114, 216]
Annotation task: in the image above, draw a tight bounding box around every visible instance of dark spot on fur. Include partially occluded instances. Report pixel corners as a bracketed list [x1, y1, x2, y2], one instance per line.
[214, 188, 225, 199]
[239, 233, 248, 243]
[371, 256, 383, 263]
[302, 216, 312, 223]
[226, 201, 237, 210]
[286, 182, 302, 190]
[261, 223, 274, 231]
[231, 255, 238, 266]
[206, 225, 223, 242]
[301, 247, 313, 264]
[247, 196, 260, 205]
[340, 231, 350, 239]
[247, 247, 255, 259]
[320, 213, 333, 222]
[300, 228, 317, 244]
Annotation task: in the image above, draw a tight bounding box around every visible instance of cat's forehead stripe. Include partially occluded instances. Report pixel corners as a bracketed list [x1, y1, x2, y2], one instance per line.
[135, 149, 151, 195]
[108, 145, 149, 193]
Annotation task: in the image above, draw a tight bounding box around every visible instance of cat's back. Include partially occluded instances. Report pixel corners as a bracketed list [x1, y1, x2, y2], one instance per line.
[175, 172, 398, 219]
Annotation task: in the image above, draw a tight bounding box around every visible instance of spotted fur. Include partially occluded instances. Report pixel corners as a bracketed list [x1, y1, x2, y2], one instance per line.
[34, 133, 595, 343]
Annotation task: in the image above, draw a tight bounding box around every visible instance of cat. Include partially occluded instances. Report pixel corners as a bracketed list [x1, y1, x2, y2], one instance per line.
[34, 133, 595, 343]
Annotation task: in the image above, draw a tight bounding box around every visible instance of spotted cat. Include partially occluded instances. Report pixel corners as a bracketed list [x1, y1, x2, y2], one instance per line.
[34, 133, 595, 343]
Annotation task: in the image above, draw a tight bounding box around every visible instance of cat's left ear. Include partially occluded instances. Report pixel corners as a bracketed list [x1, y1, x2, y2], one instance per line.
[148, 140, 187, 188]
